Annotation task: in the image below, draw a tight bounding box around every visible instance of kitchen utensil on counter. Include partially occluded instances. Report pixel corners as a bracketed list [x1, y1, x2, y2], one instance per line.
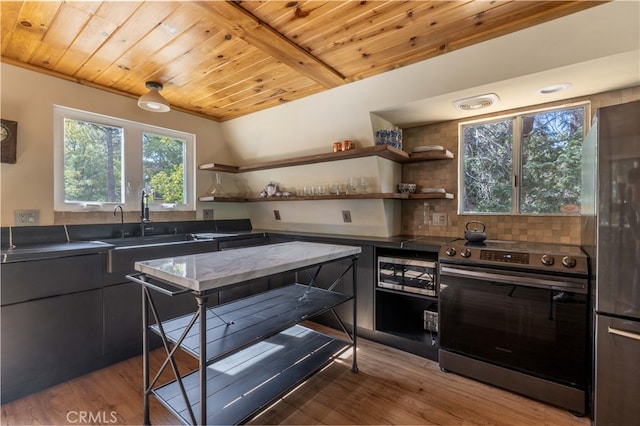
[464, 221, 487, 242]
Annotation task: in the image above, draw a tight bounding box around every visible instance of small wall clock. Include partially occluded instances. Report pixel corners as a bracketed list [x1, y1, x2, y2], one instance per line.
[1, 119, 17, 164]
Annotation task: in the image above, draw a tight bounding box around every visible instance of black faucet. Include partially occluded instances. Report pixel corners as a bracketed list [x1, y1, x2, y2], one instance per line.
[140, 190, 153, 237]
[113, 205, 125, 238]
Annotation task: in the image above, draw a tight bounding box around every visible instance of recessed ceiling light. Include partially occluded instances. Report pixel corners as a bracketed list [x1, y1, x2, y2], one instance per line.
[538, 83, 572, 95]
[452, 93, 500, 111]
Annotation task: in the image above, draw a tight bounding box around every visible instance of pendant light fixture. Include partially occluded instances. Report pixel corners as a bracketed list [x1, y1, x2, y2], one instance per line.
[138, 81, 170, 112]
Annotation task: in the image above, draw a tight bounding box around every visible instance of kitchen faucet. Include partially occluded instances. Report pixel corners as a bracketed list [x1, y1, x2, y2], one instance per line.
[140, 190, 153, 237]
[113, 205, 125, 238]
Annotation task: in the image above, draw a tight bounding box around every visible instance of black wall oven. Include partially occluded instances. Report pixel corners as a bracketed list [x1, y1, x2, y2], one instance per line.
[438, 240, 589, 415]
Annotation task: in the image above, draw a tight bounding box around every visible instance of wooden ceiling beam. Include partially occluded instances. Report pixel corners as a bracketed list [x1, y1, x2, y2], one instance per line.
[192, 0, 346, 89]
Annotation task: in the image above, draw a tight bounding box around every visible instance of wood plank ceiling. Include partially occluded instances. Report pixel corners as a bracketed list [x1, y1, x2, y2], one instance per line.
[1, 1, 602, 122]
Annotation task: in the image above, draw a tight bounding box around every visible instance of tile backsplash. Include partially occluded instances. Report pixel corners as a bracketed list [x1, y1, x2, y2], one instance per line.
[400, 86, 639, 244]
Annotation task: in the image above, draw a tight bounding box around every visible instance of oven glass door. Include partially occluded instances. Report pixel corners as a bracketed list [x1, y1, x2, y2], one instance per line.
[439, 266, 587, 388]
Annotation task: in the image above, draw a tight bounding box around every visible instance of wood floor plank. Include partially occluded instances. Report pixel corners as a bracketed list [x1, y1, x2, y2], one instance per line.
[1, 322, 589, 426]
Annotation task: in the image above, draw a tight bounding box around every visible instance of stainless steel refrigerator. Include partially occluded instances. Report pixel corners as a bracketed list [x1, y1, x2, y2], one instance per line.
[582, 100, 640, 425]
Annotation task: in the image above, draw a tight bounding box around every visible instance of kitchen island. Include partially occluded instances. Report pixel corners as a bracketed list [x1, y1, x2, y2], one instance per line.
[130, 241, 361, 425]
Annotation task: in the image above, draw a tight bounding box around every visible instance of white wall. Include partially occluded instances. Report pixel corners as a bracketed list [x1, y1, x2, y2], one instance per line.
[0, 63, 247, 226]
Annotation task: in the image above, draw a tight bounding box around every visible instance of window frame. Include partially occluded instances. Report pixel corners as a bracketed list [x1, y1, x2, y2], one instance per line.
[457, 101, 590, 216]
[53, 105, 195, 213]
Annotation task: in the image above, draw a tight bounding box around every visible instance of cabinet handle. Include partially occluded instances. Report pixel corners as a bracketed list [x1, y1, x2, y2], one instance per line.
[608, 326, 640, 341]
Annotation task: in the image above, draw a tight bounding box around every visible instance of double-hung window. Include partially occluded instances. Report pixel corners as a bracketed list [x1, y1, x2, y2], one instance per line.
[53, 106, 195, 212]
[459, 102, 588, 215]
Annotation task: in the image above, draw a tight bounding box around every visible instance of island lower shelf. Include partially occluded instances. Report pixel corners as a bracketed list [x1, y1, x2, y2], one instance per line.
[149, 283, 352, 363]
[153, 324, 349, 425]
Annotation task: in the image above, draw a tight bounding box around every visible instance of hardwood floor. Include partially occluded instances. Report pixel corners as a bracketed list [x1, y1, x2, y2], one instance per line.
[1, 323, 589, 425]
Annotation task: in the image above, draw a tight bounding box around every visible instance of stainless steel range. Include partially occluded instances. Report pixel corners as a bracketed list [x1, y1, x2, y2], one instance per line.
[438, 239, 589, 415]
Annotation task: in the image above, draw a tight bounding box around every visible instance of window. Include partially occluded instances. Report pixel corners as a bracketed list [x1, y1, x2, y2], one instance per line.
[459, 103, 588, 215]
[54, 106, 195, 212]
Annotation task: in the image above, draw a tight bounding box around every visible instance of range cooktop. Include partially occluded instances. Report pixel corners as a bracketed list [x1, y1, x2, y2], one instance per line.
[439, 238, 588, 275]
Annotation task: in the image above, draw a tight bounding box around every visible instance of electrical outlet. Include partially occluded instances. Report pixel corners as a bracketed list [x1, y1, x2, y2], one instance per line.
[15, 209, 39, 226]
[342, 210, 352, 223]
[203, 209, 214, 220]
[432, 212, 447, 227]
[273, 209, 281, 220]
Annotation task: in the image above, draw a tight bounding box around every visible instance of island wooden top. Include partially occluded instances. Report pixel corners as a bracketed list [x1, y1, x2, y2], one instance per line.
[134, 241, 361, 292]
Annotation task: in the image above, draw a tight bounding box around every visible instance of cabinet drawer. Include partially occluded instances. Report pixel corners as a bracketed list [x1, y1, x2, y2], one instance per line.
[1, 289, 103, 402]
[1, 254, 102, 305]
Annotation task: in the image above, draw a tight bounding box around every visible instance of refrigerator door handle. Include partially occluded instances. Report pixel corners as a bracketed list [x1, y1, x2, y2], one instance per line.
[608, 326, 640, 342]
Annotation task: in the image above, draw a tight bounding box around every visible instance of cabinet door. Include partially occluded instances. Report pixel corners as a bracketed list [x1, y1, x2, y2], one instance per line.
[355, 245, 374, 330]
[1, 254, 102, 305]
[266, 235, 297, 288]
[104, 282, 144, 363]
[218, 236, 271, 304]
[1, 290, 103, 403]
[104, 281, 201, 363]
[594, 315, 640, 425]
[295, 243, 374, 331]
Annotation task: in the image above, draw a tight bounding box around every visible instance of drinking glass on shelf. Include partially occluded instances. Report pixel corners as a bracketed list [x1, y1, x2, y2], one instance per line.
[348, 177, 358, 194]
[359, 177, 368, 194]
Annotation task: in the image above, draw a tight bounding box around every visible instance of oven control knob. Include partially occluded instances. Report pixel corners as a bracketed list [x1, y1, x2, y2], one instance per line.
[444, 247, 456, 256]
[540, 254, 555, 266]
[460, 248, 472, 258]
[562, 256, 577, 268]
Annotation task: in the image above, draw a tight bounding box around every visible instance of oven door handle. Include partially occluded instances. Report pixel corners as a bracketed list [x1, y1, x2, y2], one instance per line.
[440, 265, 587, 293]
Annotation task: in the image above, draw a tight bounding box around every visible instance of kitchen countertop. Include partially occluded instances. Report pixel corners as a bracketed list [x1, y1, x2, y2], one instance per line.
[1, 240, 114, 263]
[0, 223, 454, 264]
[134, 241, 362, 292]
[258, 229, 454, 251]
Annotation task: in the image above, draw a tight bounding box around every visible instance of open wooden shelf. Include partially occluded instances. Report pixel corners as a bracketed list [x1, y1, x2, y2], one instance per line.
[197, 195, 248, 202]
[405, 149, 455, 162]
[198, 144, 453, 173]
[198, 145, 456, 203]
[198, 192, 454, 202]
[408, 192, 455, 200]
